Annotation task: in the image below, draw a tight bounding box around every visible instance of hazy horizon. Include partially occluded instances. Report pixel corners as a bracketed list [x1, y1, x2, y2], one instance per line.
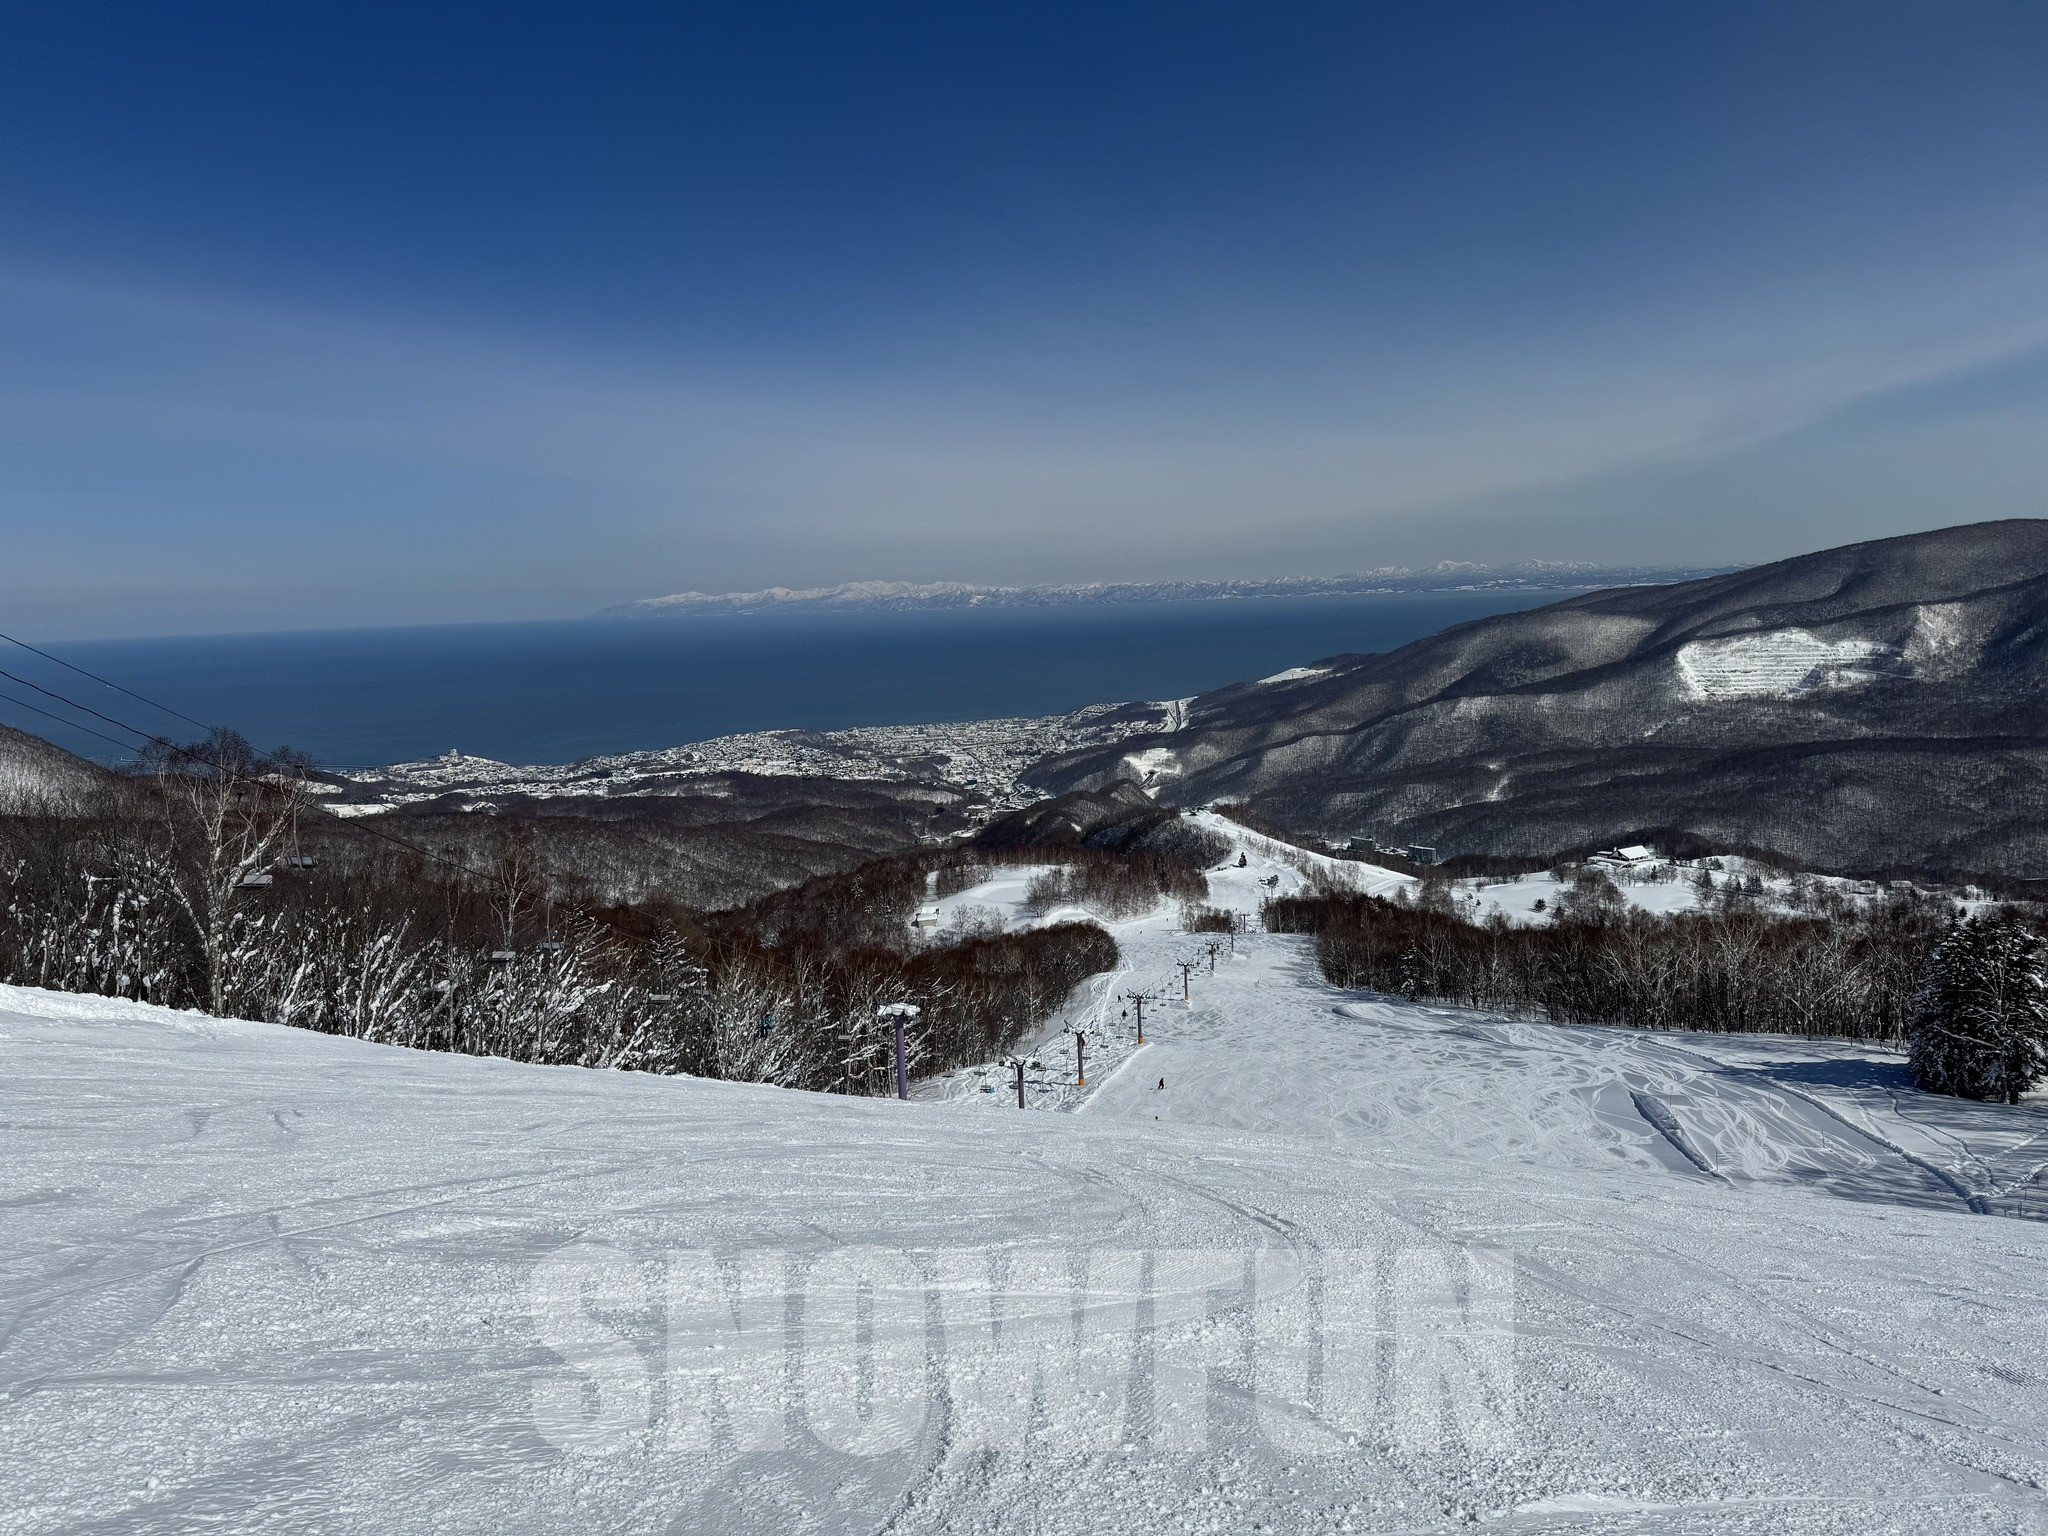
[11, 555, 1705, 647]
[17, 589, 1558, 766]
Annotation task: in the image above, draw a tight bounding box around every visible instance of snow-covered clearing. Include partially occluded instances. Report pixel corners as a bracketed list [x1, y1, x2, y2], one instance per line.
[1459, 858, 1986, 926]
[1467, 869, 1691, 922]
[6, 829, 2048, 1532]
[1184, 809, 1415, 903]
[1675, 632, 1900, 700]
[927, 811, 1409, 946]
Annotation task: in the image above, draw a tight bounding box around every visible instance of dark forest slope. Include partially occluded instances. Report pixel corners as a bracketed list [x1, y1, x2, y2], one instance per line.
[1025, 520, 2048, 876]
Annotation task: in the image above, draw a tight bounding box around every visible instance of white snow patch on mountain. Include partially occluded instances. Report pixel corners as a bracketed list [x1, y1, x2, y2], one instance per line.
[1122, 745, 1182, 784]
[1675, 630, 1898, 700]
[1904, 600, 1981, 678]
[1256, 666, 1331, 684]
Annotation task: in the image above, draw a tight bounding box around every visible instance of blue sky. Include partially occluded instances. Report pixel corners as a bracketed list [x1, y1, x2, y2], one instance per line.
[5, 1, 2048, 637]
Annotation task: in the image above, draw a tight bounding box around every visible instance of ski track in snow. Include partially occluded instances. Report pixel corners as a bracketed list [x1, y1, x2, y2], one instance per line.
[3, 819, 2048, 1533]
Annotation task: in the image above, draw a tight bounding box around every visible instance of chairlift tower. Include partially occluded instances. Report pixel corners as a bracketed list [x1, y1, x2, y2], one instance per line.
[1059, 1021, 1088, 1088]
[1122, 990, 1159, 1044]
[877, 1003, 921, 1100]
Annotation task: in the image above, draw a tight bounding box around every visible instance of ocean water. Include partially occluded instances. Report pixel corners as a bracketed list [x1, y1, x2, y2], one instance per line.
[14, 591, 1559, 770]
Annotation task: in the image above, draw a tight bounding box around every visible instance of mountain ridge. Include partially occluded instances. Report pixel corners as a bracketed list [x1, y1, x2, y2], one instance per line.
[1022, 519, 2048, 877]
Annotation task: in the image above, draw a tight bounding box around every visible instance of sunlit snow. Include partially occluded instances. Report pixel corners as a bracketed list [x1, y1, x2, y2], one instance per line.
[4, 819, 2045, 1532]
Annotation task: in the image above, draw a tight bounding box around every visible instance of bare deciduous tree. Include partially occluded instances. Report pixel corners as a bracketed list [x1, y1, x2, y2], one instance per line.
[144, 729, 309, 1016]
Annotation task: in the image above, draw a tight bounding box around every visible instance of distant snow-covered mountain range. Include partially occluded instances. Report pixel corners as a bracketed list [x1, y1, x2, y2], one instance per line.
[592, 562, 1737, 618]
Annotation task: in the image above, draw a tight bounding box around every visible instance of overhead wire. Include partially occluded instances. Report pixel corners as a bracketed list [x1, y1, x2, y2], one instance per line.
[0, 688, 152, 755]
[0, 631, 482, 773]
[0, 665, 184, 749]
[0, 629, 213, 732]
[0, 662, 489, 885]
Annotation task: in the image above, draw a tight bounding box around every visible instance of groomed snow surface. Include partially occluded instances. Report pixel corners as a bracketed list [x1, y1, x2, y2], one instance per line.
[5, 820, 2048, 1534]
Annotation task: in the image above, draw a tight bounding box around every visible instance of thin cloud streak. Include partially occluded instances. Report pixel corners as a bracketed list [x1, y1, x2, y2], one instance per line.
[7, 213, 2048, 639]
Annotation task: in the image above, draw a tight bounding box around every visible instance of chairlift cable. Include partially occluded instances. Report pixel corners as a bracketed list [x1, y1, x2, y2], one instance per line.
[0, 688, 156, 755]
[0, 665, 184, 747]
[0, 666, 489, 884]
[0, 632, 442, 773]
[0, 630, 214, 731]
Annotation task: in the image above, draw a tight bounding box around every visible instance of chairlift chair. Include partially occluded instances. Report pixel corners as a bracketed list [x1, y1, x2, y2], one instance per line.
[488, 949, 517, 963]
[280, 805, 318, 871]
[236, 871, 275, 889]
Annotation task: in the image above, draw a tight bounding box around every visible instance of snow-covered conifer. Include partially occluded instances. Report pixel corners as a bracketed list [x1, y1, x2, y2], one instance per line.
[1908, 913, 2048, 1103]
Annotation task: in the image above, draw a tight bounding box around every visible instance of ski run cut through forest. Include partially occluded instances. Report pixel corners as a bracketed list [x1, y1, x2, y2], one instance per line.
[4, 817, 2047, 1536]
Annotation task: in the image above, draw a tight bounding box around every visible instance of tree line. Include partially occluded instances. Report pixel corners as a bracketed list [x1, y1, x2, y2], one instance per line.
[1265, 884, 1940, 1041]
[0, 731, 1119, 1095]
[1265, 877, 2048, 1100]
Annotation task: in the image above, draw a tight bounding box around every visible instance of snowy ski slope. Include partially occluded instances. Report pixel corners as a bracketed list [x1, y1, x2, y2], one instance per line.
[4, 825, 2048, 1533]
